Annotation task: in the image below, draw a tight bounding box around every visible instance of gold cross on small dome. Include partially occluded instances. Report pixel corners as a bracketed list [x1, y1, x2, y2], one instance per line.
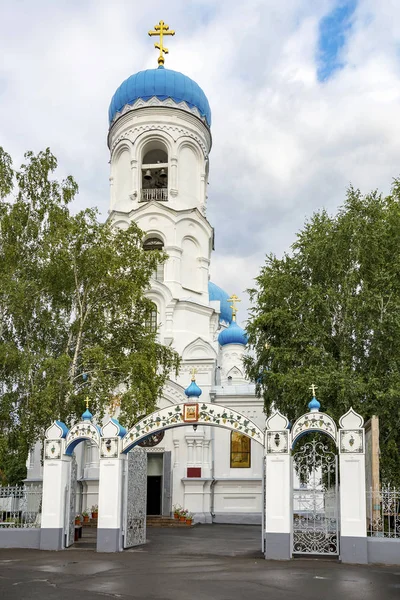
[309, 383, 318, 397]
[191, 367, 197, 381]
[85, 396, 90, 410]
[148, 20, 175, 66]
[227, 294, 241, 321]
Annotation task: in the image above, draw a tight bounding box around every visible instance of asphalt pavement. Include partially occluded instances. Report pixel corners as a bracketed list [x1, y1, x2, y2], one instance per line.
[0, 525, 399, 600]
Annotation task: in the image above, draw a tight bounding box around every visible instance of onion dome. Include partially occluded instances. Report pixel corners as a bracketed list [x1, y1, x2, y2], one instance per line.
[109, 67, 211, 127]
[208, 281, 233, 324]
[184, 374, 202, 398]
[82, 408, 93, 421]
[218, 320, 248, 346]
[308, 396, 321, 413]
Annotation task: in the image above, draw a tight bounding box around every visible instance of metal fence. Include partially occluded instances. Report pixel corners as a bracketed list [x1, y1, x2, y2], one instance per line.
[367, 486, 400, 538]
[0, 485, 42, 529]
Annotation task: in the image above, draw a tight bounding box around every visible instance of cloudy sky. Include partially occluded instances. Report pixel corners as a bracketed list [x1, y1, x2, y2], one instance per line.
[1, 0, 400, 325]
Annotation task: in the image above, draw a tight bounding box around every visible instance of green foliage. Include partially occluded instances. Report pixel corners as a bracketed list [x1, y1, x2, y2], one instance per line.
[245, 182, 400, 485]
[0, 147, 180, 482]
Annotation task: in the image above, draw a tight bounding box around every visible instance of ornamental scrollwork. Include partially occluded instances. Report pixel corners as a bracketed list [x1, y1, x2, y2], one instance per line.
[122, 402, 264, 451]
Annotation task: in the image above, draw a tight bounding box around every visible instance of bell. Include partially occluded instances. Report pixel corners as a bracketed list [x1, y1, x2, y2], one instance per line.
[159, 168, 167, 178]
[144, 170, 152, 180]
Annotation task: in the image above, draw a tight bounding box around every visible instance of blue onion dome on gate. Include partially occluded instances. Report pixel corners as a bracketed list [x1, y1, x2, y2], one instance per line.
[108, 67, 211, 127]
[185, 376, 202, 398]
[218, 320, 248, 347]
[308, 396, 321, 412]
[82, 408, 93, 421]
[208, 281, 233, 324]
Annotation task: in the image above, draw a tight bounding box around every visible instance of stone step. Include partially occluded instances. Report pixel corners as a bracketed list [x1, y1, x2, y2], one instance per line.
[146, 516, 193, 527]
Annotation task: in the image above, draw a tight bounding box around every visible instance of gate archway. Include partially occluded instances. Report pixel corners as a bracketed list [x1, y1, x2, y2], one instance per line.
[122, 402, 264, 453]
[118, 400, 264, 550]
[290, 395, 339, 557]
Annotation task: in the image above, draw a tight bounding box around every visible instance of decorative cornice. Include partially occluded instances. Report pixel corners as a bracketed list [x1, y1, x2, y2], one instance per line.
[110, 123, 209, 158]
[110, 96, 209, 130]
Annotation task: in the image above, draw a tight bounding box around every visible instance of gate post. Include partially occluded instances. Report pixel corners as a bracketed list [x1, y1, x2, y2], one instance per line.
[338, 408, 368, 564]
[97, 419, 126, 552]
[40, 421, 70, 550]
[264, 411, 291, 560]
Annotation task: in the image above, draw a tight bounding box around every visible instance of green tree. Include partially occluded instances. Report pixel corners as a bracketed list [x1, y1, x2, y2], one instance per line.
[245, 181, 400, 485]
[0, 147, 180, 483]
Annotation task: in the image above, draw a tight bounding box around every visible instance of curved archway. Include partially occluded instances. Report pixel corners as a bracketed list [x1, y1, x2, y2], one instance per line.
[122, 402, 264, 453]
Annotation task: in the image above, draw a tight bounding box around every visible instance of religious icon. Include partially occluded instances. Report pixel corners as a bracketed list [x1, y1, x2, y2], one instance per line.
[230, 431, 251, 468]
[183, 403, 199, 423]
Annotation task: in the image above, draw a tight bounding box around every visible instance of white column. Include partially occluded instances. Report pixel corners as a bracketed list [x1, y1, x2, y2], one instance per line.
[40, 447, 70, 550]
[264, 411, 291, 560]
[97, 454, 125, 552]
[338, 408, 367, 564]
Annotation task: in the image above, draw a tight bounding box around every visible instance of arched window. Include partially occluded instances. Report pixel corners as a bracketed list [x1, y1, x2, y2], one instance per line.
[143, 237, 164, 282]
[141, 145, 168, 202]
[145, 302, 158, 333]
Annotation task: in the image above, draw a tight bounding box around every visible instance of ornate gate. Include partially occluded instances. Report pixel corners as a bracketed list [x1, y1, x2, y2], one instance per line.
[123, 448, 147, 549]
[65, 457, 77, 548]
[292, 438, 339, 556]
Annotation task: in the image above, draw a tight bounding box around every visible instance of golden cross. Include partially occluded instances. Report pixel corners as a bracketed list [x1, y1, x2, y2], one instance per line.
[85, 396, 90, 410]
[309, 383, 318, 397]
[148, 20, 175, 66]
[227, 294, 241, 321]
[191, 367, 197, 381]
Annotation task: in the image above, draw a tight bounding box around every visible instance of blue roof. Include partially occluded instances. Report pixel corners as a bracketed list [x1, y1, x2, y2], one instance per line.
[308, 396, 321, 412]
[109, 67, 211, 127]
[208, 281, 233, 324]
[218, 320, 248, 346]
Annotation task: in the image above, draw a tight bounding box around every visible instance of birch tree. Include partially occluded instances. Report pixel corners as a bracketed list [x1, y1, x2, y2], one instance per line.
[0, 147, 180, 482]
[245, 182, 400, 485]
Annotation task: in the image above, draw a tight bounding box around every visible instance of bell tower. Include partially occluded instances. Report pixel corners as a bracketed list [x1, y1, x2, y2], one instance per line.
[107, 22, 214, 348]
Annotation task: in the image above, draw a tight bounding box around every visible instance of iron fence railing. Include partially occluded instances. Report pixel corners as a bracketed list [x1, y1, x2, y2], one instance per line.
[140, 188, 168, 202]
[367, 486, 400, 538]
[0, 485, 42, 528]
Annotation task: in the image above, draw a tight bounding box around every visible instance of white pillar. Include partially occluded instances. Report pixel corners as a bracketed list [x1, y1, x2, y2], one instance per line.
[41, 424, 70, 550]
[338, 408, 368, 564]
[97, 455, 125, 552]
[97, 419, 126, 552]
[264, 411, 291, 560]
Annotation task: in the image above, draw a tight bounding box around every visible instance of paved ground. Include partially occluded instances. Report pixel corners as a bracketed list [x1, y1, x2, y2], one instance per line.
[0, 525, 399, 600]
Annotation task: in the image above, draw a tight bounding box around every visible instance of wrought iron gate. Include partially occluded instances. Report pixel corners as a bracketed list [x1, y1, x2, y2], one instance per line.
[292, 438, 339, 556]
[65, 457, 77, 548]
[123, 448, 147, 549]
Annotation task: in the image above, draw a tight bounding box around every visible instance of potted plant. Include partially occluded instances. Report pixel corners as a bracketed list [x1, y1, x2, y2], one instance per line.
[82, 509, 90, 524]
[179, 509, 187, 522]
[75, 514, 81, 526]
[186, 512, 193, 526]
[173, 504, 181, 520]
[91, 504, 98, 519]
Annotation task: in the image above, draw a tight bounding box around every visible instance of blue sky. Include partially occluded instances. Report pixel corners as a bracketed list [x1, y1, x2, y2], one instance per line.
[318, 0, 358, 81]
[0, 0, 400, 322]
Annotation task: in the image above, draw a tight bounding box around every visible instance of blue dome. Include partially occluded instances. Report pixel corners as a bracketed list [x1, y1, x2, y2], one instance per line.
[109, 67, 211, 127]
[308, 397, 321, 412]
[208, 281, 233, 324]
[218, 320, 248, 346]
[82, 408, 93, 421]
[184, 380, 202, 398]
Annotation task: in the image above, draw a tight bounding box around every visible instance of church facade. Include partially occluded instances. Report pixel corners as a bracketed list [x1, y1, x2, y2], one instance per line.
[27, 45, 265, 525]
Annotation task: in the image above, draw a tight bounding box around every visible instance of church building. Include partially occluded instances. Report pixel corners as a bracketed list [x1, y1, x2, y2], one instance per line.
[27, 22, 265, 525]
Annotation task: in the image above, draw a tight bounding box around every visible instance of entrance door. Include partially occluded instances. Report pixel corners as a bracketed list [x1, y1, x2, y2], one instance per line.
[292, 437, 339, 556]
[147, 476, 162, 515]
[147, 454, 163, 516]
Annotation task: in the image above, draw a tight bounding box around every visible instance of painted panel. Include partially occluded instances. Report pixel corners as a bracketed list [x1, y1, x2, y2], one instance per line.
[66, 457, 77, 548]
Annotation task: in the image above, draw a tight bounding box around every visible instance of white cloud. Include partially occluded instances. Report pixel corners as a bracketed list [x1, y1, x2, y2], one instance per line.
[1, 0, 400, 320]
